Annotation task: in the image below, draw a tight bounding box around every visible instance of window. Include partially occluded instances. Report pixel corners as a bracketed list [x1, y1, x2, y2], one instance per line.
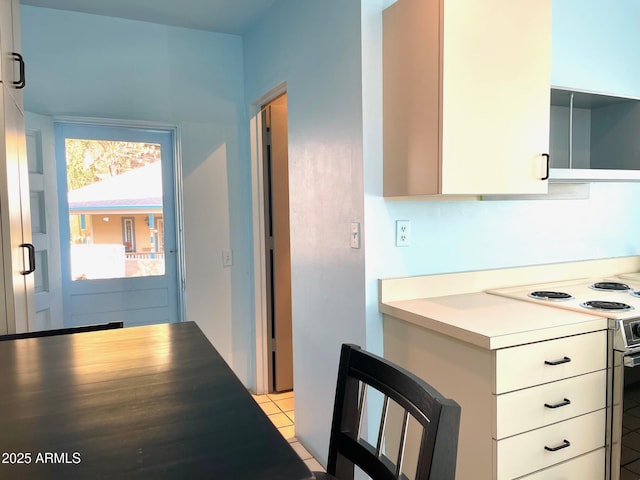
[64, 138, 166, 280]
[122, 217, 135, 252]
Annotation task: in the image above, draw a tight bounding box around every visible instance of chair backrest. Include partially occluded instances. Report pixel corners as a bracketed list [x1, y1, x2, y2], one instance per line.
[327, 344, 460, 480]
[0, 321, 124, 341]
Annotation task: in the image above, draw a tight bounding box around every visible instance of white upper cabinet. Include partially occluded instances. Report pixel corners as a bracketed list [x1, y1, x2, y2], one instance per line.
[0, 0, 34, 334]
[0, 0, 24, 109]
[0, 86, 35, 334]
[383, 0, 551, 196]
[549, 88, 640, 182]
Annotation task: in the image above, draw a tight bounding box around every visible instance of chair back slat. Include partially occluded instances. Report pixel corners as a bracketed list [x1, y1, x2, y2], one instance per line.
[357, 381, 368, 439]
[326, 344, 461, 480]
[375, 395, 389, 458]
[395, 410, 410, 479]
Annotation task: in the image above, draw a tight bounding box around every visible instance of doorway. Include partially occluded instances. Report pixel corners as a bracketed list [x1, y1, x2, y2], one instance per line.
[261, 93, 293, 393]
[54, 122, 182, 328]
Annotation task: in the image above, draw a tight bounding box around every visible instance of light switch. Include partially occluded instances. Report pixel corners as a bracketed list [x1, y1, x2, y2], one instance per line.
[350, 222, 361, 249]
[222, 250, 233, 266]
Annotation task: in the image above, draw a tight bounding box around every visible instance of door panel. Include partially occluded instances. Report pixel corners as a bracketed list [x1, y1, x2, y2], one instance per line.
[263, 94, 293, 392]
[26, 112, 63, 330]
[55, 123, 180, 327]
[1, 88, 34, 334]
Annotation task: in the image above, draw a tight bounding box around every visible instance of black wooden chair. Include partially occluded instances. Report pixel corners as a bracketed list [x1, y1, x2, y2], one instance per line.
[0, 321, 124, 341]
[314, 344, 461, 480]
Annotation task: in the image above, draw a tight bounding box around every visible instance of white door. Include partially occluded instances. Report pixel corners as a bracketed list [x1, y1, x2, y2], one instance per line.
[262, 95, 293, 392]
[26, 112, 64, 330]
[55, 123, 181, 327]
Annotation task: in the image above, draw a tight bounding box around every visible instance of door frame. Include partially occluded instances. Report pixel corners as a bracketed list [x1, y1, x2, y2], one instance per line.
[52, 116, 187, 324]
[250, 83, 287, 394]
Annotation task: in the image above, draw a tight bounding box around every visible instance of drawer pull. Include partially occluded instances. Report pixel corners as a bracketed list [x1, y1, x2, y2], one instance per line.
[544, 439, 571, 452]
[544, 398, 571, 409]
[544, 356, 571, 366]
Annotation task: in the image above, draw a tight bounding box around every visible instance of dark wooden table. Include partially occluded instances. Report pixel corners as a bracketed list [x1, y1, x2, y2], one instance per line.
[0, 321, 313, 479]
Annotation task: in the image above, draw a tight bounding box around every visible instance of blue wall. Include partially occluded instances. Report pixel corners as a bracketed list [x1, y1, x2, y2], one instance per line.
[20, 0, 640, 468]
[21, 6, 256, 386]
[244, 0, 367, 463]
[362, 0, 640, 371]
[244, 0, 640, 464]
[552, 0, 640, 97]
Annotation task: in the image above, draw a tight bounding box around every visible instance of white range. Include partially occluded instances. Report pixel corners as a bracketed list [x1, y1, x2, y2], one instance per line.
[488, 276, 640, 353]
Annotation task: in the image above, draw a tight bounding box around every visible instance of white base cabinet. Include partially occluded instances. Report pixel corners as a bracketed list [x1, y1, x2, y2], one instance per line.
[517, 449, 605, 480]
[494, 410, 605, 480]
[383, 316, 607, 479]
[0, 0, 23, 109]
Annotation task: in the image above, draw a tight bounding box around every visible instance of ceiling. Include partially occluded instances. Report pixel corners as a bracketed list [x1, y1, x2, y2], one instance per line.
[20, 0, 278, 35]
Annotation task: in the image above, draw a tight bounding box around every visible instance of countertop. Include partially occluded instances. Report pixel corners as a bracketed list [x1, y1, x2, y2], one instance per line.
[379, 257, 640, 350]
[380, 291, 607, 350]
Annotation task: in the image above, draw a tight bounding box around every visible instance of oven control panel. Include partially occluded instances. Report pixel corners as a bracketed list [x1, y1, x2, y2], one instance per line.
[622, 320, 640, 349]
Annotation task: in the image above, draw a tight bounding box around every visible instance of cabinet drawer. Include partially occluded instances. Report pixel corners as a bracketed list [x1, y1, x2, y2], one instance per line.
[494, 410, 605, 480]
[516, 448, 605, 479]
[493, 331, 606, 394]
[494, 370, 606, 439]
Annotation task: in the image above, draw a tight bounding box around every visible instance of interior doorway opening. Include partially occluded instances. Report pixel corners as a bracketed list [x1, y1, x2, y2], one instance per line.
[261, 93, 293, 393]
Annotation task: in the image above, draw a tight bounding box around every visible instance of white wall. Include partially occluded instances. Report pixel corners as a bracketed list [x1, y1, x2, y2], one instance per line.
[20, 6, 256, 385]
[243, 0, 367, 463]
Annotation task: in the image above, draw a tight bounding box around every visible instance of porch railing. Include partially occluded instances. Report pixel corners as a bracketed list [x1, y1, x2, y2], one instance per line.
[125, 252, 165, 260]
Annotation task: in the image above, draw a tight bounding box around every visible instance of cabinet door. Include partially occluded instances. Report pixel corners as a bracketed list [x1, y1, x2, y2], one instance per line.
[441, 0, 551, 194]
[494, 370, 606, 439]
[383, 0, 552, 196]
[8, 0, 22, 108]
[493, 331, 606, 394]
[0, 0, 23, 109]
[517, 448, 605, 480]
[0, 86, 35, 333]
[494, 409, 605, 480]
[0, 0, 12, 84]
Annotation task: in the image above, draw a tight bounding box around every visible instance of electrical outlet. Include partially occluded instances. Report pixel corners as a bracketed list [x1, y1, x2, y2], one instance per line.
[395, 220, 410, 247]
[222, 250, 233, 266]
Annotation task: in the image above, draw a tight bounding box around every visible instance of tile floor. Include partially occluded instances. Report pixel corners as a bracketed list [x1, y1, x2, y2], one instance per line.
[252, 391, 325, 473]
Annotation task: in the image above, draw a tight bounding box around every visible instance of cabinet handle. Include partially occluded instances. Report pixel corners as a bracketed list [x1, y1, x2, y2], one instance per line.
[544, 439, 571, 452]
[12, 53, 26, 89]
[544, 356, 571, 366]
[544, 398, 571, 409]
[20, 243, 36, 275]
[541, 153, 550, 180]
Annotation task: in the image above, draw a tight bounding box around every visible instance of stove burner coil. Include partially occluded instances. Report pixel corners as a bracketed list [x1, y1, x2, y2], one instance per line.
[528, 291, 573, 301]
[630, 291, 640, 299]
[590, 282, 631, 291]
[580, 300, 634, 311]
